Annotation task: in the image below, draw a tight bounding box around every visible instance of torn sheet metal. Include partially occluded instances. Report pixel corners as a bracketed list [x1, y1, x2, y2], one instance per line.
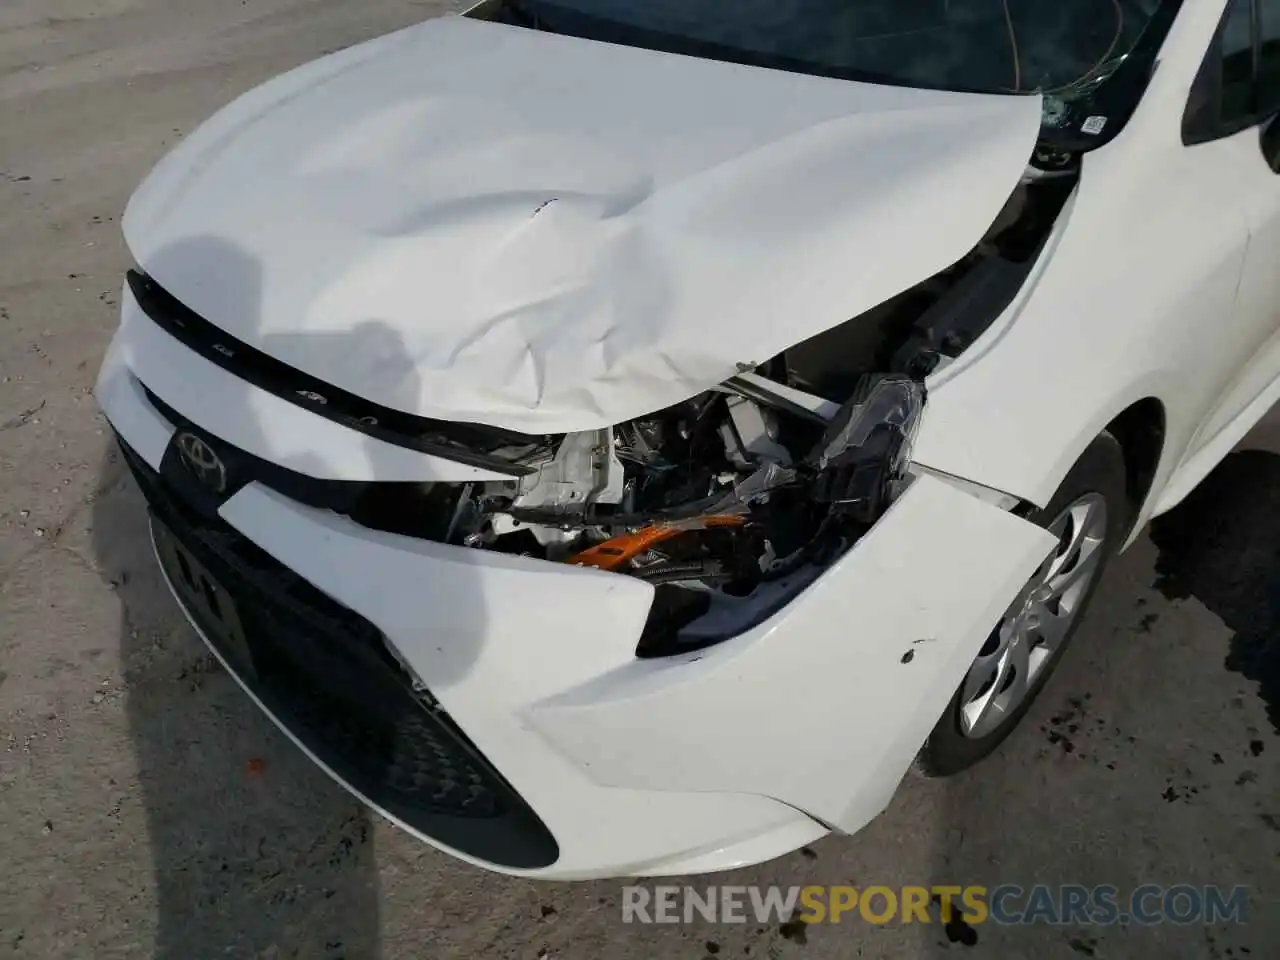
[124, 15, 1042, 434]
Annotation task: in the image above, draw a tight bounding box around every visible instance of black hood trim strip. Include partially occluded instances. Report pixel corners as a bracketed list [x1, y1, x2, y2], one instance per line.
[126, 270, 540, 476]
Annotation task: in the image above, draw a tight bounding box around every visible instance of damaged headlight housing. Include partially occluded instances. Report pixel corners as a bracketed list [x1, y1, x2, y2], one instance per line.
[808, 374, 925, 524]
[418, 371, 926, 656]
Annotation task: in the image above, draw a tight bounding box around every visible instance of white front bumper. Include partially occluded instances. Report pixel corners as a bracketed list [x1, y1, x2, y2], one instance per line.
[97, 312, 1055, 879]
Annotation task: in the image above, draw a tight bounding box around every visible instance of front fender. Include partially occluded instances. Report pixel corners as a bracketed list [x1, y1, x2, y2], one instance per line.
[909, 140, 1246, 517]
[527, 472, 1056, 834]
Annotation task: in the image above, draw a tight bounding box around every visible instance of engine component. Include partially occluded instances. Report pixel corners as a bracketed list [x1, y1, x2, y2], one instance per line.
[512, 429, 624, 516]
[447, 370, 925, 652]
[725, 372, 841, 421]
[719, 395, 791, 468]
[568, 516, 745, 572]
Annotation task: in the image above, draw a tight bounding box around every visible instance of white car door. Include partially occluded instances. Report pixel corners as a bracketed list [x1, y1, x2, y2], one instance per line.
[1181, 0, 1280, 459]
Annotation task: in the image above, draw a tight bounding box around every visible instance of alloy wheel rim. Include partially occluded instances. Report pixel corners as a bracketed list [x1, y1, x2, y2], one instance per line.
[958, 493, 1108, 740]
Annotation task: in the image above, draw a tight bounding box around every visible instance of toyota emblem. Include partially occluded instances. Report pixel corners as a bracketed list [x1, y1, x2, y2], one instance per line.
[175, 432, 227, 494]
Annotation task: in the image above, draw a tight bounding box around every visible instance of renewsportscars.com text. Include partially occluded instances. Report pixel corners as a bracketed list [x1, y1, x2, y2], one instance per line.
[621, 884, 1249, 927]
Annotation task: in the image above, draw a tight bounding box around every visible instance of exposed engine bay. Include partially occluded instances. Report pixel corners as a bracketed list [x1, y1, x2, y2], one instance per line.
[449, 373, 924, 656]
[359, 161, 1076, 656]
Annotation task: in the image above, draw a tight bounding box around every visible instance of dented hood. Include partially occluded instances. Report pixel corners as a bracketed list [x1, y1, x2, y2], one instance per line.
[124, 15, 1042, 434]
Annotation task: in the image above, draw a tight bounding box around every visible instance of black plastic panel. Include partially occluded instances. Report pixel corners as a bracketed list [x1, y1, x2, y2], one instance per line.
[126, 270, 538, 475]
[119, 436, 559, 869]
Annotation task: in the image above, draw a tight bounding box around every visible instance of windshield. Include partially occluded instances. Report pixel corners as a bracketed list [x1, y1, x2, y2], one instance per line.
[498, 0, 1183, 144]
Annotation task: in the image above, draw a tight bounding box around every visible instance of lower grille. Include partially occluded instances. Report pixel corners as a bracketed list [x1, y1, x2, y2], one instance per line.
[119, 437, 559, 869]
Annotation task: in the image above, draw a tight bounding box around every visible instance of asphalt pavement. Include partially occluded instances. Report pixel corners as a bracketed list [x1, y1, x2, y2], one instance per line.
[0, 2, 1276, 957]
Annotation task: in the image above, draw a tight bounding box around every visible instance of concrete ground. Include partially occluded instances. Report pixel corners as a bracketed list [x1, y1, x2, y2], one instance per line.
[0, 2, 1276, 957]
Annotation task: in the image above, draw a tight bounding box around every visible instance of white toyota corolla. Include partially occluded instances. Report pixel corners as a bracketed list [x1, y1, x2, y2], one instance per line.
[96, 0, 1280, 877]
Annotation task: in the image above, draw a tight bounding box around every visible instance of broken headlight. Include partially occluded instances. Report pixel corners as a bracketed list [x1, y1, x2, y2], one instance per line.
[808, 374, 925, 524]
[422, 371, 925, 655]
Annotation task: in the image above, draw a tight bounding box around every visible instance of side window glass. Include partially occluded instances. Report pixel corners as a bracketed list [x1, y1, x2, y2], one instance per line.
[1261, 0, 1280, 111]
[1221, 0, 1256, 124]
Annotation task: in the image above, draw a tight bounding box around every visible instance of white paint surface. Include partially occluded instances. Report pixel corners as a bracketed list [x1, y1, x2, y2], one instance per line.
[123, 15, 1042, 432]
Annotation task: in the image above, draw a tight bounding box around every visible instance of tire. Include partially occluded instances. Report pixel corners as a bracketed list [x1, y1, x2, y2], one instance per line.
[916, 431, 1132, 777]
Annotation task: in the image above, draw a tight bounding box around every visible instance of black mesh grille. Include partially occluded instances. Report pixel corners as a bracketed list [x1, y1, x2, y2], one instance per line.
[119, 437, 559, 868]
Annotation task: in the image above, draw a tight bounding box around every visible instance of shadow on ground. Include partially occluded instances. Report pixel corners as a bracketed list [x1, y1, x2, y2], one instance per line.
[1149, 450, 1280, 738]
[87, 229, 499, 958]
[87, 238, 393, 959]
[921, 450, 1280, 959]
[91, 463, 381, 958]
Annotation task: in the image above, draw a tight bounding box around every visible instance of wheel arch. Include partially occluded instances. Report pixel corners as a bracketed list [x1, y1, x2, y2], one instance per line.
[1104, 396, 1167, 537]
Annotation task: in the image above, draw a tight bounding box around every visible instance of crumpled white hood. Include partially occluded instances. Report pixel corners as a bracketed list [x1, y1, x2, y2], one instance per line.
[124, 15, 1041, 433]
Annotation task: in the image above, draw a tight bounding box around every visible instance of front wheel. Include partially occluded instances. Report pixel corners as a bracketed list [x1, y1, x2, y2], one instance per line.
[917, 432, 1131, 777]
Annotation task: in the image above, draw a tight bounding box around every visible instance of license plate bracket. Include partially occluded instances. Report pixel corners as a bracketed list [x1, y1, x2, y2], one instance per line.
[152, 515, 257, 681]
